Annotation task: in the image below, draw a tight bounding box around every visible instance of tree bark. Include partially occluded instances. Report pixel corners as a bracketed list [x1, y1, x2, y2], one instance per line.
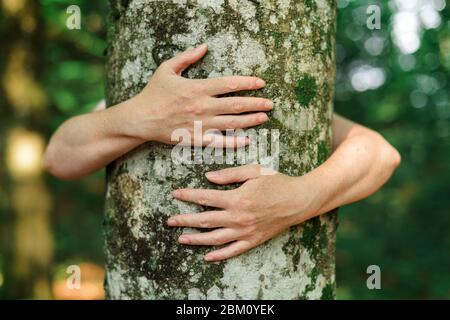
[105, 0, 337, 299]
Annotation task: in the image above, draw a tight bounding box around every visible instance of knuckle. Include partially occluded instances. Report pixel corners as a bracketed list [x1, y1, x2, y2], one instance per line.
[211, 234, 224, 244]
[184, 102, 204, 115]
[194, 105, 205, 116]
[229, 212, 241, 224]
[184, 104, 195, 114]
[188, 237, 198, 244]
[233, 102, 244, 113]
[232, 247, 242, 256]
[245, 214, 258, 226]
[227, 247, 240, 258]
[227, 118, 238, 129]
[227, 78, 239, 90]
[193, 104, 204, 116]
[198, 217, 211, 228]
[214, 253, 224, 260]
[245, 224, 258, 234]
[236, 213, 257, 227]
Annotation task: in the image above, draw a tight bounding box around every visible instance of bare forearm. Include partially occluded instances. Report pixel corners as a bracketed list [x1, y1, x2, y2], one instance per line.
[295, 126, 401, 221]
[44, 45, 272, 180]
[167, 113, 401, 261]
[44, 102, 143, 180]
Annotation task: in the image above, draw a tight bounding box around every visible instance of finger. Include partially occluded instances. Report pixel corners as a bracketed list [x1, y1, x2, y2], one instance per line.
[209, 113, 269, 131]
[202, 132, 249, 148]
[173, 188, 232, 208]
[178, 228, 239, 246]
[205, 164, 263, 184]
[167, 211, 230, 228]
[173, 131, 249, 148]
[162, 44, 208, 75]
[195, 76, 266, 96]
[208, 97, 273, 115]
[204, 240, 253, 261]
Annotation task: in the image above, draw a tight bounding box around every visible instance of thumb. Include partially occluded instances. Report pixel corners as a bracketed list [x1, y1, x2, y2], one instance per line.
[163, 44, 208, 75]
[205, 164, 263, 185]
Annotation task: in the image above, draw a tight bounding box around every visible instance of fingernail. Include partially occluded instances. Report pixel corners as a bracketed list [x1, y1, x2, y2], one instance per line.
[256, 79, 266, 87]
[260, 113, 269, 122]
[206, 171, 218, 178]
[265, 100, 274, 109]
[167, 218, 176, 226]
[172, 190, 181, 197]
[204, 254, 214, 261]
[179, 236, 189, 244]
[197, 43, 207, 51]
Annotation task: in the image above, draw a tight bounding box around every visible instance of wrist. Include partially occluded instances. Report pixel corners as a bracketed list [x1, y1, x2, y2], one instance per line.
[109, 95, 146, 140]
[289, 171, 330, 224]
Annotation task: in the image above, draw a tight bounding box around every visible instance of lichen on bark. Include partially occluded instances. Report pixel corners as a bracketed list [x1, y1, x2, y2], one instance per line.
[105, 0, 337, 299]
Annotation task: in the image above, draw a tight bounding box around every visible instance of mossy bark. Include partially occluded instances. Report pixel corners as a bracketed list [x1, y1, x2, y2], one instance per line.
[105, 0, 337, 300]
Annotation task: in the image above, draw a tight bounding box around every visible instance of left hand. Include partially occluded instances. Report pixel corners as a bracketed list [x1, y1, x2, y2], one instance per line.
[168, 165, 317, 262]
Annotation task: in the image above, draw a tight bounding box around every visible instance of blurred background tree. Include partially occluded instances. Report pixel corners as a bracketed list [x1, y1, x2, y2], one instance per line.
[0, 0, 107, 299]
[0, 0, 449, 299]
[335, 0, 450, 299]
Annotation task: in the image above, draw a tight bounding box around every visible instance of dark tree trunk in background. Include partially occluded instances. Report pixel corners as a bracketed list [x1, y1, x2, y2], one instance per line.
[0, 0, 53, 299]
[105, 0, 337, 299]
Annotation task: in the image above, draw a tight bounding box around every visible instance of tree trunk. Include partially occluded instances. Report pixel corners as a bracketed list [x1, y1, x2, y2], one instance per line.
[105, 0, 337, 300]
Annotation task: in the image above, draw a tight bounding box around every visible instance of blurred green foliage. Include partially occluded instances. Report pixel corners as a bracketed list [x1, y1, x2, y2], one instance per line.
[335, 0, 450, 299]
[0, 0, 449, 299]
[0, 0, 108, 299]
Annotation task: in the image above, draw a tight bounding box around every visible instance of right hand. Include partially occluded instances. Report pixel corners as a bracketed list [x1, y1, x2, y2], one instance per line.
[120, 44, 273, 147]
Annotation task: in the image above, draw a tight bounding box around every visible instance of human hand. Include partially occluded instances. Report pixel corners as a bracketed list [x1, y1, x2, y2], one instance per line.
[120, 44, 273, 147]
[168, 165, 318, 262]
